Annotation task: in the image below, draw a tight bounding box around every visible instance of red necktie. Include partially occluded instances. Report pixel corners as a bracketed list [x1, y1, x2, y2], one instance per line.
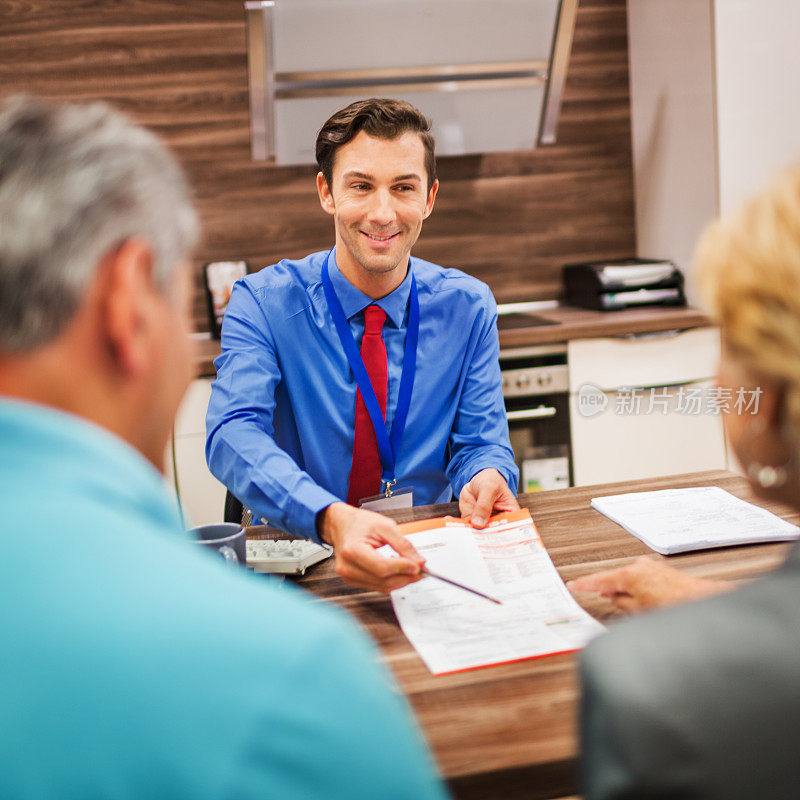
[347, 305, 388, 505]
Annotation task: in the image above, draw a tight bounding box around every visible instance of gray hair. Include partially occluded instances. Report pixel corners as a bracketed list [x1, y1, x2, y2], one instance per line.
[0, 95, 199, 352]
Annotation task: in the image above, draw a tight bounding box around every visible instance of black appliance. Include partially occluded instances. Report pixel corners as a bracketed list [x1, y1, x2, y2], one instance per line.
[562, 258, 686, 311]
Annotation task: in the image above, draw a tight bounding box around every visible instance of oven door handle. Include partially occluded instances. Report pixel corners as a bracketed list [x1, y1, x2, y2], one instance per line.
[506, 406, 558, 421]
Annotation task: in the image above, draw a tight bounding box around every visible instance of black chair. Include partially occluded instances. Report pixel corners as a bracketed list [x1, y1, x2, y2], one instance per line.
[224, 490, 253, 527]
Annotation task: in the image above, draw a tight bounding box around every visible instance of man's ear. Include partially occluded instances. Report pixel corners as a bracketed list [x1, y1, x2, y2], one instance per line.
[316, 172, 335, 216]
[100, 238, 157, 377]
[422, 179, 439, 220]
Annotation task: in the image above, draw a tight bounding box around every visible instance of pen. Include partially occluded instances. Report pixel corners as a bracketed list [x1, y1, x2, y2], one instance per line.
[420, 567, 503, 605]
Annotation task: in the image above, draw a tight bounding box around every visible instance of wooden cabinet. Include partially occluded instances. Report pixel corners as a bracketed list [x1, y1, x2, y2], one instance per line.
[568, 327, 727, 485]
[168, 379, 227, 526]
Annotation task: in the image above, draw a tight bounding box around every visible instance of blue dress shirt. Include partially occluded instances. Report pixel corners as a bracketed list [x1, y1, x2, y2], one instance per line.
[0, 398, 447, 799]
[206, 249, 518, 540]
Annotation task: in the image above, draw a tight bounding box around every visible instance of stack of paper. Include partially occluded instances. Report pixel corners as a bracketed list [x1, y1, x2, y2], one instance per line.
[388, 510, 605, 675]
[591, 487, 800, 555]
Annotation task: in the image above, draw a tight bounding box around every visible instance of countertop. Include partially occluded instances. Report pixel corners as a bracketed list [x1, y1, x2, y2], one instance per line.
[496, 304, 710, 349]
[193, 305, 711, 376]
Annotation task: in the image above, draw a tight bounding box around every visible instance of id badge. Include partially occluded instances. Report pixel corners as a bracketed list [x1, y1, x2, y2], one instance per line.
[360, 487, 414, 512]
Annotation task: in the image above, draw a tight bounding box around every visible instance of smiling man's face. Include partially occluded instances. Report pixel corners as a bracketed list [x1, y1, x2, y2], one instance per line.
[317, 129, 438, 294]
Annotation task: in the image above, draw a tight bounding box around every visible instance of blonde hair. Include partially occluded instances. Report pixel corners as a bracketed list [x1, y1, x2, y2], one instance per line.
[695, 167, 800, 433]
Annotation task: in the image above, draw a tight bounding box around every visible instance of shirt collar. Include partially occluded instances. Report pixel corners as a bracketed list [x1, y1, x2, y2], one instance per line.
[328, 247, 413, 329]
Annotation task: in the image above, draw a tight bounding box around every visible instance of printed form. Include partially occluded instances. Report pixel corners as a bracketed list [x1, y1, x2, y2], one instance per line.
[388, 509, 604, 675]
[591, 487, 800, 555]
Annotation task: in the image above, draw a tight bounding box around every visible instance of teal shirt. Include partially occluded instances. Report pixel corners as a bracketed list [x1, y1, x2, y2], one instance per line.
[0, 399, 448, 800]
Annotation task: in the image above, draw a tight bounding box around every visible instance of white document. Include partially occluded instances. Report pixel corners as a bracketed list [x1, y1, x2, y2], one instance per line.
[591, 487, 800, 555]
[388, 510, 604, 675]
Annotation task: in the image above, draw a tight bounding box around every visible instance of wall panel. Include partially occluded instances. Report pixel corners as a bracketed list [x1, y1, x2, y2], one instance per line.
[0, 0, 635, 328]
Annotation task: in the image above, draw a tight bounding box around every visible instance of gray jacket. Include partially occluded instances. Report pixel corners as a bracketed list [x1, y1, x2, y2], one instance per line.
[580, 542, 800, 799]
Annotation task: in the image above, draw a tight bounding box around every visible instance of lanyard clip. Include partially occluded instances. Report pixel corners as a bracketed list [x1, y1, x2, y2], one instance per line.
[382, 479, 397, 498]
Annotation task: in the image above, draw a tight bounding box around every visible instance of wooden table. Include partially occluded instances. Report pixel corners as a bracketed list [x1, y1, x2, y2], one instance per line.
[250, 470, 799, 800]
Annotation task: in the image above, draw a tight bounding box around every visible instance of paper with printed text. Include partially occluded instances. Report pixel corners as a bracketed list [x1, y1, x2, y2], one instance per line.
[591, 486, 800, 555]
[387, 510, 604, 675]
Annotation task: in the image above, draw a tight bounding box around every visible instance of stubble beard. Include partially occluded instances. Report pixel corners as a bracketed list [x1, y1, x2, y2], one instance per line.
[347, 227, 412, 276]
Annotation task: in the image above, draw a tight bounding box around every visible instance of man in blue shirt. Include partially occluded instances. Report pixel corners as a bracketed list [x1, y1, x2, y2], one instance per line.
[207, 98, 519, 593]
[0, 96, 446, 800]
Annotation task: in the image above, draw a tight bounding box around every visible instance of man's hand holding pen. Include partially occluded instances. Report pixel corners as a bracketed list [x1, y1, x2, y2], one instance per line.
[318, 502, 426, 593]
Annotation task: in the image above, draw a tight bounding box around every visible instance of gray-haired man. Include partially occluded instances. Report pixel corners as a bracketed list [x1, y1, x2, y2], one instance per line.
[0, 96, 446, 800]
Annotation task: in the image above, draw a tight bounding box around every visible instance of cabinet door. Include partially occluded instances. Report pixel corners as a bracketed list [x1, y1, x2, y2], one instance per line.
[264, 0, 560, 163]
[569, 380, 727, 486]
[272, 0, 559, 73]
[171, 379, 228, 526]
[275, 86, 546, 163]
[568, 329, 727, 486]
[567, 327, 721, 392]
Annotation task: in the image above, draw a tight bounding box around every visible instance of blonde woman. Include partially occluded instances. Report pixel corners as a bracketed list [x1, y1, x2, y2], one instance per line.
[574, 167, 800, 800]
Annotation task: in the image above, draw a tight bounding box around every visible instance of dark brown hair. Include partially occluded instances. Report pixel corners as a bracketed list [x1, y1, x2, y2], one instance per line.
[315, 98, 437, 192]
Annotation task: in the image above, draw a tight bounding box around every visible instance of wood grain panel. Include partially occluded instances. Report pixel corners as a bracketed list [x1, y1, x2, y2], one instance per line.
[0, 0, 636, 331]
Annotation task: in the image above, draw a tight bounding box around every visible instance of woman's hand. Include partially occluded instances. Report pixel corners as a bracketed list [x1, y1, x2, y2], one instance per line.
[567, 556, 731, 612]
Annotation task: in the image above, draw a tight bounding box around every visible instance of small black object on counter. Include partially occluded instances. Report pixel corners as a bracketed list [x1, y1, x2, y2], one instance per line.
[562, 258, 686, 311]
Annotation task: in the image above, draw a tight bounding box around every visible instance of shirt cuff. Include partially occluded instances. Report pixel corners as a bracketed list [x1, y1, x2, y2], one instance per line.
[286, 483, 342, 543]
[452, 456, 520, 499]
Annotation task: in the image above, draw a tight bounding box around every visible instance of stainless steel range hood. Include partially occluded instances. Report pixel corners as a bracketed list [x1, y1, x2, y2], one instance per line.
[244, 0, 578, 164]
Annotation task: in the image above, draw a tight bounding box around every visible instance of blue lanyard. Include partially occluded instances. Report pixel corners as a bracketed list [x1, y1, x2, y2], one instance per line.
[321, 249, 419, 492]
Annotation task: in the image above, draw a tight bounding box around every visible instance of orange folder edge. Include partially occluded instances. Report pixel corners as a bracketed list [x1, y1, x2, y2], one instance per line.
[398, 507, 533, 536]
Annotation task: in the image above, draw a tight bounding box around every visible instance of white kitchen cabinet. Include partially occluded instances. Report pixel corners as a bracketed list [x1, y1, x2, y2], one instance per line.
[272, 0, 559, 74]
[168, 379, 227, 526]
[568, 327, 727, 486]
[626, 0, 800, 300]
[274, 87, 547, 164]
[246, 0, 572, 163]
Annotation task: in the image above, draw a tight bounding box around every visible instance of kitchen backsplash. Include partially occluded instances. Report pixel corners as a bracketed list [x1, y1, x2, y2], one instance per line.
[2, 0, 635, 333]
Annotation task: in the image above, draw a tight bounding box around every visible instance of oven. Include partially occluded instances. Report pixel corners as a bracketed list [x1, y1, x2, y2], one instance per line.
[499, 342, 572, 492]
